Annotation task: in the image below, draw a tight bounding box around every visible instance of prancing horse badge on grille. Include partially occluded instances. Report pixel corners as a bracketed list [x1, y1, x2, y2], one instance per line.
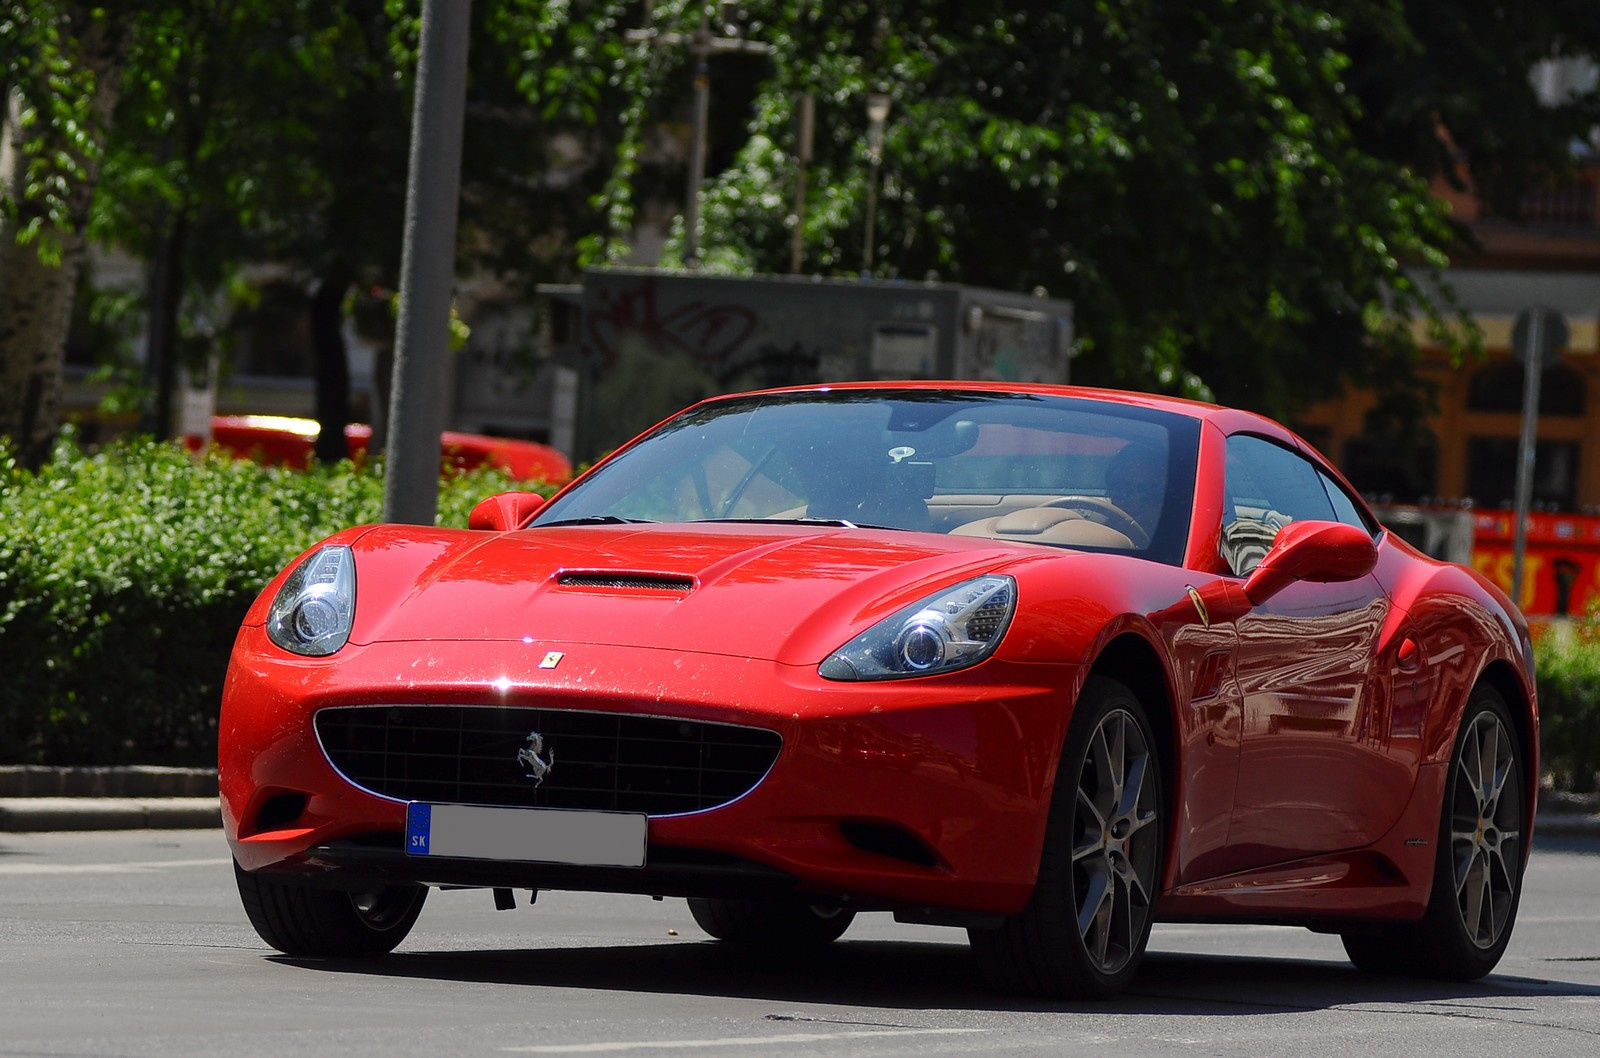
[517, 732, 555, 785]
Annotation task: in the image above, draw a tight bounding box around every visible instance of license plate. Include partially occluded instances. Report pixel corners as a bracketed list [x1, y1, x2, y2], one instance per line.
[405, 802, 647, 868]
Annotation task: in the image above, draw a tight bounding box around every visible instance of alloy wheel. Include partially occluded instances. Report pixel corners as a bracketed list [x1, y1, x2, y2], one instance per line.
[1070, 707, 1160, 976]
[1448, 709, 1522, 950]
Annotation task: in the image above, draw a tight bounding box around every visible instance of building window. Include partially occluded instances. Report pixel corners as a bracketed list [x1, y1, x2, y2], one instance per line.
[1342, 437, 1438, 504]
[1466, 359, 1585, 416]
[1465, 437, 1580, 510]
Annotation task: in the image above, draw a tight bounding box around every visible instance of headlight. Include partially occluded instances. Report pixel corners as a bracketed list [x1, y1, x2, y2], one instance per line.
[819, 575, 1016, 681]
[266, 545, 356, 656]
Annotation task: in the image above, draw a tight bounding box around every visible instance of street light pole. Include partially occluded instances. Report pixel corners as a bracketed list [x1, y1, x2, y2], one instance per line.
[789, 91, 814, 274]
[382, 0, 471, 526]
[684, 14, 712, 267]
[862, 92, 890, 275]
[1510, 305, 1569, 607]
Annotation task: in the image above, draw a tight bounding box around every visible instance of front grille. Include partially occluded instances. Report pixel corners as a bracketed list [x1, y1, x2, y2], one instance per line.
[316, 705, 781, 816]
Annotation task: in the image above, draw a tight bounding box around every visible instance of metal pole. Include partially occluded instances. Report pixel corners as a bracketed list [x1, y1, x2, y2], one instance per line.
[789, 92, 814, 274]
[863, 156, 880, 275]
[382, 0, 472, 526]
[684, 19, 710, 268]
[1511, 313, 1544, 607]
[862, 93, 890, 276]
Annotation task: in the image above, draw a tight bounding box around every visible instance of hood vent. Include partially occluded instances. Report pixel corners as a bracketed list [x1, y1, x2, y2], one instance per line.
[557, 571, 695, 593]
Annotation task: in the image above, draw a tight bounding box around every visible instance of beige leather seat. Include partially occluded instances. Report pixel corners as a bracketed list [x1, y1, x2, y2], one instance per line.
[951, 507, 1135, 548]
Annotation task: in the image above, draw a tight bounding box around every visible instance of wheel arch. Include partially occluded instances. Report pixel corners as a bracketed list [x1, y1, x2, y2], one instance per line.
[1087, 631, 1178, 832]
[1474, 657, 1541, 836]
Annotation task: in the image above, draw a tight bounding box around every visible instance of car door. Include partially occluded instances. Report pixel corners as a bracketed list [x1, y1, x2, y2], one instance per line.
[1220, 434, 1413, 870]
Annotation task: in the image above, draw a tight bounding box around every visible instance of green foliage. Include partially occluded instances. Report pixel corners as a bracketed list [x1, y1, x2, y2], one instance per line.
[0, 1, 127, 259]
[1536, 623, 1600, 793]
[600, 0, 1600, 433]
[0, 434, 551, 765]
[673, 2, 1452, 417]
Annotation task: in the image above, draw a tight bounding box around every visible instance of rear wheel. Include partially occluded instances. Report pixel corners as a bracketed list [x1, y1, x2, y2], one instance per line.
[1342, 686, 1526, 979]
[970, 676, 1164, 998]
[234, 860, 426, 957]
[687, 897, 855, 946]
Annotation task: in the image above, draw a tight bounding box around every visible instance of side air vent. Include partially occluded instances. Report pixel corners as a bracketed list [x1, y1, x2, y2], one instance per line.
[840, 820, 941, 868]
[558, 572, 695, 593]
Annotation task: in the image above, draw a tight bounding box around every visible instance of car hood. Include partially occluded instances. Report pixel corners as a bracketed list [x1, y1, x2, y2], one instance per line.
[344, 522, 1042, 664]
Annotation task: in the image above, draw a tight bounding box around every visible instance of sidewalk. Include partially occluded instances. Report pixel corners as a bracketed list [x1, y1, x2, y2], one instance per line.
[1, 766, 1598, 836]
[1533, 790, 1600, 839]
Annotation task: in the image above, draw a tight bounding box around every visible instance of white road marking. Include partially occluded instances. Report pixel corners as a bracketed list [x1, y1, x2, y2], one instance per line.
[0, 857, 230, 875]
[504, 1028, 985, 1053]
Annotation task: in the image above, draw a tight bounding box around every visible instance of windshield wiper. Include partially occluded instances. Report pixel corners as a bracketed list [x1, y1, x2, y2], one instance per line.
[693, 517, 912, 530]
[537, 515, 659, 528]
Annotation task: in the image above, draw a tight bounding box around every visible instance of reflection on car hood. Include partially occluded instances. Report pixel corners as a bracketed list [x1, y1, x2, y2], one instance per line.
[347, 522, 1037, 663]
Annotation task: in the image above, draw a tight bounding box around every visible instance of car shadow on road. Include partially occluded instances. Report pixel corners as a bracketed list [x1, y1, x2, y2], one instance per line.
[269, 939, 1600, 1014]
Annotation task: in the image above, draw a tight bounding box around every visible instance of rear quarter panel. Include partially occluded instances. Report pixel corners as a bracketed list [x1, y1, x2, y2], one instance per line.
[1368, 530, 1538, 772]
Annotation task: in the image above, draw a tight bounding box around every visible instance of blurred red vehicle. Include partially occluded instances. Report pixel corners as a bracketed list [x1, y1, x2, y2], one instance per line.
[220, 383, 1536, 998]
[193, 414, 571, 484]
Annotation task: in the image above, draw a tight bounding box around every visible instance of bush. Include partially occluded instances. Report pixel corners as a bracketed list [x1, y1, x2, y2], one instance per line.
[1535, 621, 1600, 794]
[0, 434, 552, 766]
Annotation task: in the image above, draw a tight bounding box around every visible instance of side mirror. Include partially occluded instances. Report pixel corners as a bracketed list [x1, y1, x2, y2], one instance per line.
[1243, 519, 1377, 605]
[468, 491, 546, 532]
[1159, 520, 1378, 628]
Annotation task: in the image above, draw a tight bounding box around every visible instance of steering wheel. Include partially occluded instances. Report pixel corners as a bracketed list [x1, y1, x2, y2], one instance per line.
[1042, 496, 1150, 547]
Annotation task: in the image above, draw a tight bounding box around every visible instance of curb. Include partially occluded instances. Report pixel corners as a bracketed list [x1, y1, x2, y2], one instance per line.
[1531, 812, 1600, 839]
[0, 797, 221, 832]
[0, 765, 217, 799]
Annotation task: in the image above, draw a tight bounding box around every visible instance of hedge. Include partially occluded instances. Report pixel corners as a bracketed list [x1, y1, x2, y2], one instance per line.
[6, 434, 1599, 790]
[0, 434, 552, 766]
[1534, 622, 1600, 793]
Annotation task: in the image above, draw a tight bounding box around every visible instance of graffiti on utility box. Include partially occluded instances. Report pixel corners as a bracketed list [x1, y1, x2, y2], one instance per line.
[557, 269, 1073, 460]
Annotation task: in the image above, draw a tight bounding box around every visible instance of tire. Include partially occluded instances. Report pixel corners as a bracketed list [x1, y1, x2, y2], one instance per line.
[687, 897, 855, 946]
[969, 676, 1164, 998]
[234, 860, 427, 957]
[1342, 685, 1527, 979]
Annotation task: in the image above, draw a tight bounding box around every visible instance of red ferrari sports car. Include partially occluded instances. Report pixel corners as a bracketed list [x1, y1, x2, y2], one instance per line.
[220, 382, 1537, 998]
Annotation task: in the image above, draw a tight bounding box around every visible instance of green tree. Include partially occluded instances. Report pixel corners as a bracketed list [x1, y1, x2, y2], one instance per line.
[599, 1, 1600, 430]
[3, 1, 641, 464]
[0, 2, 135, 468]
[88, 1, 417, 458]
[8, 1, 1598, 467]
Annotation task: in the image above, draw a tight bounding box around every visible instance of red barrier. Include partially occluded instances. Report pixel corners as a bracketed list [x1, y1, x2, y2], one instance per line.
[189, 416, 572, 485]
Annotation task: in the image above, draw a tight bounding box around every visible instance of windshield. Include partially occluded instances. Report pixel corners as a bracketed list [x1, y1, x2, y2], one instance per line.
[534, 390, 1200, 564]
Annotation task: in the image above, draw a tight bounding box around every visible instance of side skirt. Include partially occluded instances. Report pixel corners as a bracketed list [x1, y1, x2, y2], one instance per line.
[1157, 762, 1446, 923]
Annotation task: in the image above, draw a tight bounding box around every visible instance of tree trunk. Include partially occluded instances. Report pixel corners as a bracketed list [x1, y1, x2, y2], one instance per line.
[144, 211, 189, 441]
[370, 339, 395, 456]
[310, 270, 354, 465]
[0, 12, 131, 467]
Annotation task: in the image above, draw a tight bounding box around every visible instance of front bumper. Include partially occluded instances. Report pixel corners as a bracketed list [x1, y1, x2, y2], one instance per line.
[219, 629, 1076, 916]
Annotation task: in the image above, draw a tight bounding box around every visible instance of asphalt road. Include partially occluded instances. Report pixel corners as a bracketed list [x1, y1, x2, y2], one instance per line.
[2, 828, 1598, 1057]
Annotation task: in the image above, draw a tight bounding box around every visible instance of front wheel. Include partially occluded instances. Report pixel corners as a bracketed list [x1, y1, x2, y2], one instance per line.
[234, 860, 426, 957]
[1342, 686, 1527, 979]
[970, 676, 1164, 998]
[687, 897, 855, 946]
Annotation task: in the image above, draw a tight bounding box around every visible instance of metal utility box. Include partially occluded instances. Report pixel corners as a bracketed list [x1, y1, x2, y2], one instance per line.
[540, 268, 1074, 461]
